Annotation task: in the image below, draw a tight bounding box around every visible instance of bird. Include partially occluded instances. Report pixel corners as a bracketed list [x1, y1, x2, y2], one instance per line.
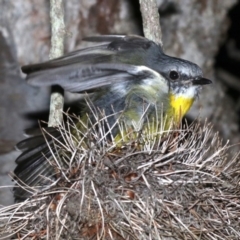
[13, 35, 212, 201]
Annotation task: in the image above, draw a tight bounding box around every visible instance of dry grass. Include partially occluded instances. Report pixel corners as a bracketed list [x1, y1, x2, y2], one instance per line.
[0, 111, 240, 239]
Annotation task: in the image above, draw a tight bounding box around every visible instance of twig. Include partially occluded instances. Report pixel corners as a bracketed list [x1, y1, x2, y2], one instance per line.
[48, 0, 65, 127]
[139, 0, 163, 46]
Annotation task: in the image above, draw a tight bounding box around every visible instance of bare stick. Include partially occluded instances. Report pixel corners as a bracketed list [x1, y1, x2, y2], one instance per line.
[48, 0, 65, 127]
[139, 0, 163, 46]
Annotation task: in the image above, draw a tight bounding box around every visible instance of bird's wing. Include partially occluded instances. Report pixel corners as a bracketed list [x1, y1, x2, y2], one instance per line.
[14, 128, 63, 202]
[22, 35, 160, 92]
[83, 35, 152, 50]
[22, 35, 151, 73]
[21, 44, 111, 73]
[25, 63, 163, 93]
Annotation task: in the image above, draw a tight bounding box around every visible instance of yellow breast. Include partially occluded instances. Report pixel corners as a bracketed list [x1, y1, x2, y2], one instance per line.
[168, 93, 195, 124]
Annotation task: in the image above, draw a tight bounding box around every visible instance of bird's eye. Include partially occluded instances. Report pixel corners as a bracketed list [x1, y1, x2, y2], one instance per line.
[169, 70, 179, 80]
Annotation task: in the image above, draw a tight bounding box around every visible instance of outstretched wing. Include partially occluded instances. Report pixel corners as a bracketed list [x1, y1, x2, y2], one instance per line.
[22, 35, 160, 92]
[24, 63, 163, 93]
[13, 128, 63, 202]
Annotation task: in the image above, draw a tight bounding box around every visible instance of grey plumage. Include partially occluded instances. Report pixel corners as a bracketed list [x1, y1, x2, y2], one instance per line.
[14, 35, 211, 202]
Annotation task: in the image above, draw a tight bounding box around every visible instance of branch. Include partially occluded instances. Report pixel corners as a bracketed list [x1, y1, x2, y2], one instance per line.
[139, 0, 163, 46]
[48, 0, 65, 127]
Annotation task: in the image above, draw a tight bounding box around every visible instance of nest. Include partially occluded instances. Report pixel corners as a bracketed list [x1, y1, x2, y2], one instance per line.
[0, 113, 240, 239]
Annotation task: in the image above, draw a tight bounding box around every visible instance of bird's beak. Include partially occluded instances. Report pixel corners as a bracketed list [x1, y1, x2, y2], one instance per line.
[192, 78, 212, 85]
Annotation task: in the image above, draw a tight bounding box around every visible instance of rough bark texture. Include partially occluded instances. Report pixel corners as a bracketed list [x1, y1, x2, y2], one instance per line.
[139, 0, 162, 45]
[48, 0, 65, 127]
[0, 0, 238, 205]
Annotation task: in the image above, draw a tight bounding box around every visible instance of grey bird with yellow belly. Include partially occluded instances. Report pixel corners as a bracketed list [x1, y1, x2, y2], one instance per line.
[13, 35, 211, 201]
